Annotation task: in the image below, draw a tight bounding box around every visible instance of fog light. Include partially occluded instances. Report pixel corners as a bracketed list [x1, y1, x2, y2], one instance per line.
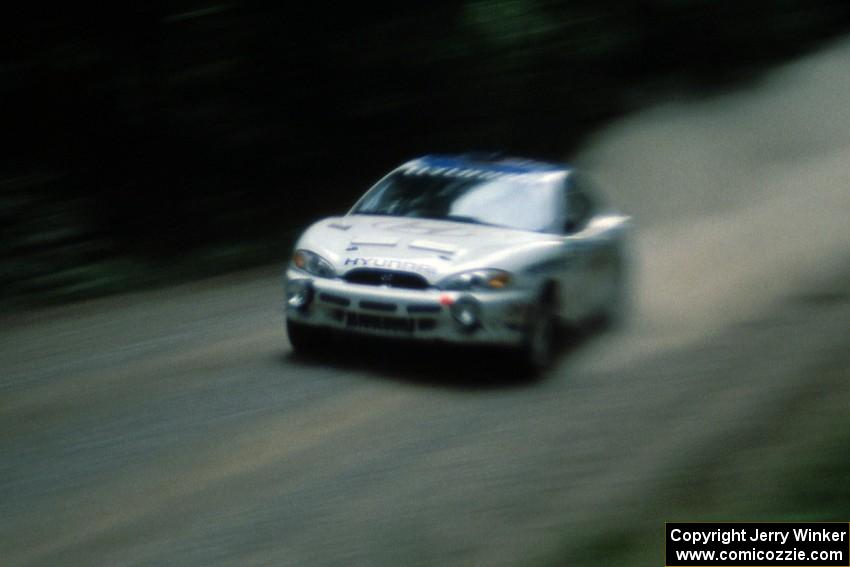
[286, 279, 314, 311]
[451, 297, 481, 332]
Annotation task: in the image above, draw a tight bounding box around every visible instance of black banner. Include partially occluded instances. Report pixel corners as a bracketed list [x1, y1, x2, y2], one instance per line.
[666, 523, 849, 566]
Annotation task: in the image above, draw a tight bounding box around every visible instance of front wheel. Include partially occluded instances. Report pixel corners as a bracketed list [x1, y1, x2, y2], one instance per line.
[516, 294, 559, 375]
[286, 319, 329, 356]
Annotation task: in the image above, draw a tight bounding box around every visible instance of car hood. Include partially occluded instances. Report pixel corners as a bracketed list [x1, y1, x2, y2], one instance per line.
[295, 214, 561, 282]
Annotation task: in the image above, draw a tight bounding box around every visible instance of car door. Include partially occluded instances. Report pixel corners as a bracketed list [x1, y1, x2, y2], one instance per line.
[568, 173, 628, 316]
[559, 175, 597, 320]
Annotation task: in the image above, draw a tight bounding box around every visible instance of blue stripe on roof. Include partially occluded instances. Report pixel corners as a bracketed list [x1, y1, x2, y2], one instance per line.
[414, 154, 566, 174]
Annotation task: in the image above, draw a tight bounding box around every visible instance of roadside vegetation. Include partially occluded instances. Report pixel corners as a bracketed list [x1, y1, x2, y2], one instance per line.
[4, 2, 850, 309]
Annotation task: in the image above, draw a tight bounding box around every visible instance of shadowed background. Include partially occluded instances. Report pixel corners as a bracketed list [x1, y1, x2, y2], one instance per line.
[3, 1, 850, 306]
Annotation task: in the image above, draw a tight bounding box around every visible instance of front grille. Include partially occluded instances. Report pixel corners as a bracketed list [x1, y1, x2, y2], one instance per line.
[359, 300, 397, 312]
[330, 309, 437, 334]
[343, 268, 430, 290]
[407, 303, 441, 314]
[318, 292, 350, 307]
[344, 312, 415, 333]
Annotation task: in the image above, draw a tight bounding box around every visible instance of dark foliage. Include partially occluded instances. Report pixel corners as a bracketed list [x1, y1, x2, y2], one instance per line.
[3, 1, 850, 305]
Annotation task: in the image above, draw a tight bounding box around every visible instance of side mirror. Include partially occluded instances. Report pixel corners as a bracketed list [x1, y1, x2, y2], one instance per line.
[564, 217, 583, 234]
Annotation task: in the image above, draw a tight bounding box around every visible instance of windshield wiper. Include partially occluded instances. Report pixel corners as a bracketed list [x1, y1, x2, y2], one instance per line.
[439, 214, 506, 228]
[352, 210, 396, 216]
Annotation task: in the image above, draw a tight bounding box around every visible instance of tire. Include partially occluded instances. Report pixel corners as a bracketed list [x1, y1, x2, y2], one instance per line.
[517, 291, 559, 375]
[286, 319, 328, 356]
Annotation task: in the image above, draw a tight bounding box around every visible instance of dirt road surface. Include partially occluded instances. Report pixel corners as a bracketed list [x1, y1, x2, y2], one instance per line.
[2, 39, 849, 567]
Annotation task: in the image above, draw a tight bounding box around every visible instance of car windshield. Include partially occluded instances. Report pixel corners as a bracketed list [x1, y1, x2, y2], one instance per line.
[351, 169, 565, 233]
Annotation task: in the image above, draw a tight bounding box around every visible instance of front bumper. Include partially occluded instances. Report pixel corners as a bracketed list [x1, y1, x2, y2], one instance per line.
[284, 269, 532, 346]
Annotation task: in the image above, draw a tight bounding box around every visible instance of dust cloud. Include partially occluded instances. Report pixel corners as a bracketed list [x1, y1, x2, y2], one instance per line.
[576, 38, 850, 356]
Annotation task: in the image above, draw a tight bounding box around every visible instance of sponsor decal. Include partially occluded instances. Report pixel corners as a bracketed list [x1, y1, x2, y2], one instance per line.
[399, 163, 562, 184]
[401, 163, 505, 180]
[343, 257, 437, 276]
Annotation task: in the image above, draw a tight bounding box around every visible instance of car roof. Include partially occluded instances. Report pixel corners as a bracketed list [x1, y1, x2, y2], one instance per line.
[406, 153, 569, 175]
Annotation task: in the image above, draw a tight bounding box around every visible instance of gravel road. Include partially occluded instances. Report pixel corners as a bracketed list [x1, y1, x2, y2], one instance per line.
[2, 38, 849, 567]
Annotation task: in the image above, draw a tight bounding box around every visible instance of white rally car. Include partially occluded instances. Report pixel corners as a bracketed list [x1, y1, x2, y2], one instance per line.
[285, 154, 630, 371]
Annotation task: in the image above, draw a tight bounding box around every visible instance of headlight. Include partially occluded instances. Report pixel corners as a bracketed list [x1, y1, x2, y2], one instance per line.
[439, 269, 512, 291]
[292, 249, 336, 278]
